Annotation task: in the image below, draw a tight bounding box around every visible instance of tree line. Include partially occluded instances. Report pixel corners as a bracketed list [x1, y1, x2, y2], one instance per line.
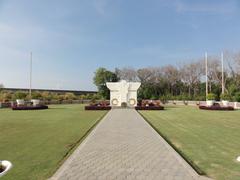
[0, 89, 100, 102]
[93, 51, 240, 102]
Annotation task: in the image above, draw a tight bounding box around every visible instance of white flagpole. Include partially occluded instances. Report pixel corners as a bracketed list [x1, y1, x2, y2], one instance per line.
[205, 52, 208, 100]
[30, 52, 32, 99]
[221, 52, 224, 94]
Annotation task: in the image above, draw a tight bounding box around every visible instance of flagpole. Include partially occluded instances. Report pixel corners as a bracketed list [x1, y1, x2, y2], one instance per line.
[29, 52, 32, 99]
[221, 52, 224, 94]
[205, 52, 208, 100]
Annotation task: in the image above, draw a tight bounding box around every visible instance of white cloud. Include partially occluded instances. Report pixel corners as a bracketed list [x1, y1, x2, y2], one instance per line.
[173, 0, 237, 14]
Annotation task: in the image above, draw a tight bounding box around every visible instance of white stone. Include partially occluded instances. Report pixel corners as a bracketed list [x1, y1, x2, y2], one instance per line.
[106, 80, 141, 107]
[16, 99, 25, 106]
[237, 156, 240, 162]
[0, 160, 13, 177]
[31, 99, 40, 106]
[222, 100, 229, 107]
[206, 100, 215, 107]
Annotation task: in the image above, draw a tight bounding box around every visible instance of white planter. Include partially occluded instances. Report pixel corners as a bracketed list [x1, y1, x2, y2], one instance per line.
[222, 100, 229, 107]
[16, 99, 25, 106]
[31, 99, 40, 106]
[206, 100, 215, 106]
[0, 160, 13, 177]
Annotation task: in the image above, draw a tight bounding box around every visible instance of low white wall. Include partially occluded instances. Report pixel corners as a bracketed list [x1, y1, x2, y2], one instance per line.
[165, 100, 240, 108]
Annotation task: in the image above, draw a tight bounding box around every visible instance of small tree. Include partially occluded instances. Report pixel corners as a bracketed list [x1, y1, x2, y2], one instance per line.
[234, 92, 240, 102]
[93, 68, 118, 99]
[31, 92, 42, 99]
[220, 93, 231, 101]
[13, 91, 27, 100]
[0, 91, 12, 102]
[64, 93, 76, 100]
[41, 91, 52, 101]
[207, 93, 216, 100]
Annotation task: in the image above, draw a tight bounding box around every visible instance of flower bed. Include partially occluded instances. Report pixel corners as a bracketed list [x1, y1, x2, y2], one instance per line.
[135, 106, 164, 110]
[85, 106, 111, 110]
[85, 101, 111, 110]
[199, 105, 234, 111]
[135, 100, 164, 110]
[12, 105, 48, 110]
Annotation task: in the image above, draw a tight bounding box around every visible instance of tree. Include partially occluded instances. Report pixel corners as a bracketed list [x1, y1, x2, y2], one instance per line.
[41, 91, 52, 101]
[0, 91, 12, 102]
[93, 68, 118, 99]
[115, 67, 138, 81]
[64, 93, 76, 100]
[161, 65, 180, 95]
[13, 91, 27, 100]
[31, 91, 42, 99]
[180, 60, 204, 97]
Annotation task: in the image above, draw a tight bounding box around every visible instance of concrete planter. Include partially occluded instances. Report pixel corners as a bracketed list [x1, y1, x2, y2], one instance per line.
[206, 100, 215, 106]
[0, 160, 12, 177]
[16, 99, 25, 106]
[31, 99, 40, 106]
[222, 100, 229, 107]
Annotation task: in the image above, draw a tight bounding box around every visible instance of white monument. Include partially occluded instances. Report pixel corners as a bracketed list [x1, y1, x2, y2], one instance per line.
[106, 80, 141, 107]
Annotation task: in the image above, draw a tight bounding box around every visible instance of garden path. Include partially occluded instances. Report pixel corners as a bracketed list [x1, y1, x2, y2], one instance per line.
[51, 109, 210, 180]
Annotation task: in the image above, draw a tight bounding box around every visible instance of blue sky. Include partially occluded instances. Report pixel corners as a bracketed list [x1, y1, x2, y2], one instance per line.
[0, 0, 240, 90]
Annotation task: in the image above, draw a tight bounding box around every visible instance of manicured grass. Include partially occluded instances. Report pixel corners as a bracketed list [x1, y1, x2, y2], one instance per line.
[140, 106, 240, 180]
[0, 104, 107, 180]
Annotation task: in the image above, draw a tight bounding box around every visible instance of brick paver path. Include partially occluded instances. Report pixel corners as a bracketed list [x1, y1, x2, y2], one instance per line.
[51, 109, 209, 180]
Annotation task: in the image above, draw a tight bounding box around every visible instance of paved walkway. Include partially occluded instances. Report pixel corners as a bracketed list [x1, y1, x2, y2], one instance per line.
[51, 109, 209, 180]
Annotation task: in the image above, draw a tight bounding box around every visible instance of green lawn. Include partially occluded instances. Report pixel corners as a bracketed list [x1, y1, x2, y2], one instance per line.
[140, 106, 240, 180]
[0, 104, 107, 180]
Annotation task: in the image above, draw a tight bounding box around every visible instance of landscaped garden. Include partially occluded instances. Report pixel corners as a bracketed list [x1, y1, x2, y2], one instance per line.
[0, 104, 107, 180]
[140, 106, 240, 180]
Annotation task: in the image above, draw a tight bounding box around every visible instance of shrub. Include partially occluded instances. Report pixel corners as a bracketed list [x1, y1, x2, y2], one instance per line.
[13, 91, 27, 100]
[220, 93, 231, 101]
[41, 91, 52, 100]
[207, 93, 216, 100]
[0, 91, 12, 102]
[64, 93, 76, 100]
[234, 92, 240, 102]
[31, 92, 42, 99]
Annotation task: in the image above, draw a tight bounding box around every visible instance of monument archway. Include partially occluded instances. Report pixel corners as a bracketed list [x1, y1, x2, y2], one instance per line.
[106, 80, 141, 107]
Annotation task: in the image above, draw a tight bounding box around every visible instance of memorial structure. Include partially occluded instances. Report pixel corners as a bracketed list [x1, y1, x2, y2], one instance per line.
[106, 80, 141, 107]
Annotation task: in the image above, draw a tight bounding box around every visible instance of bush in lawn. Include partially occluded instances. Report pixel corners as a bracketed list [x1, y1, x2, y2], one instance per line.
[207, 93, 216, 100]
[220, 93, 231, 101]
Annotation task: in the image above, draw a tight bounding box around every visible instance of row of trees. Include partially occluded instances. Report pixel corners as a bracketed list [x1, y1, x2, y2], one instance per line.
[0, 90, 100, 103]
[93, 51, 240, 101]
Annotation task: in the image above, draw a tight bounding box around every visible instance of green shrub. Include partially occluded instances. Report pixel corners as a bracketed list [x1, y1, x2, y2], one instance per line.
[234, 92, 240, 102]
[31, 92, 42, 99]
[207, 93, 216, 100]
[14, 91, 27, 100]
[220, 93, 231, 101]
[64, 93, 76, 100]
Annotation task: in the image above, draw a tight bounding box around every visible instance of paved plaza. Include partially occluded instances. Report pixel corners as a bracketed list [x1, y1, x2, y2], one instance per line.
[51, 109, 210, 180]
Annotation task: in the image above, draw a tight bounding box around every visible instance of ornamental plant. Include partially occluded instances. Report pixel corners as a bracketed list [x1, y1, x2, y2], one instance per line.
[206, 93, 216, 100]
[220, 93, 231, 101]
[13, 91, 27, 100]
